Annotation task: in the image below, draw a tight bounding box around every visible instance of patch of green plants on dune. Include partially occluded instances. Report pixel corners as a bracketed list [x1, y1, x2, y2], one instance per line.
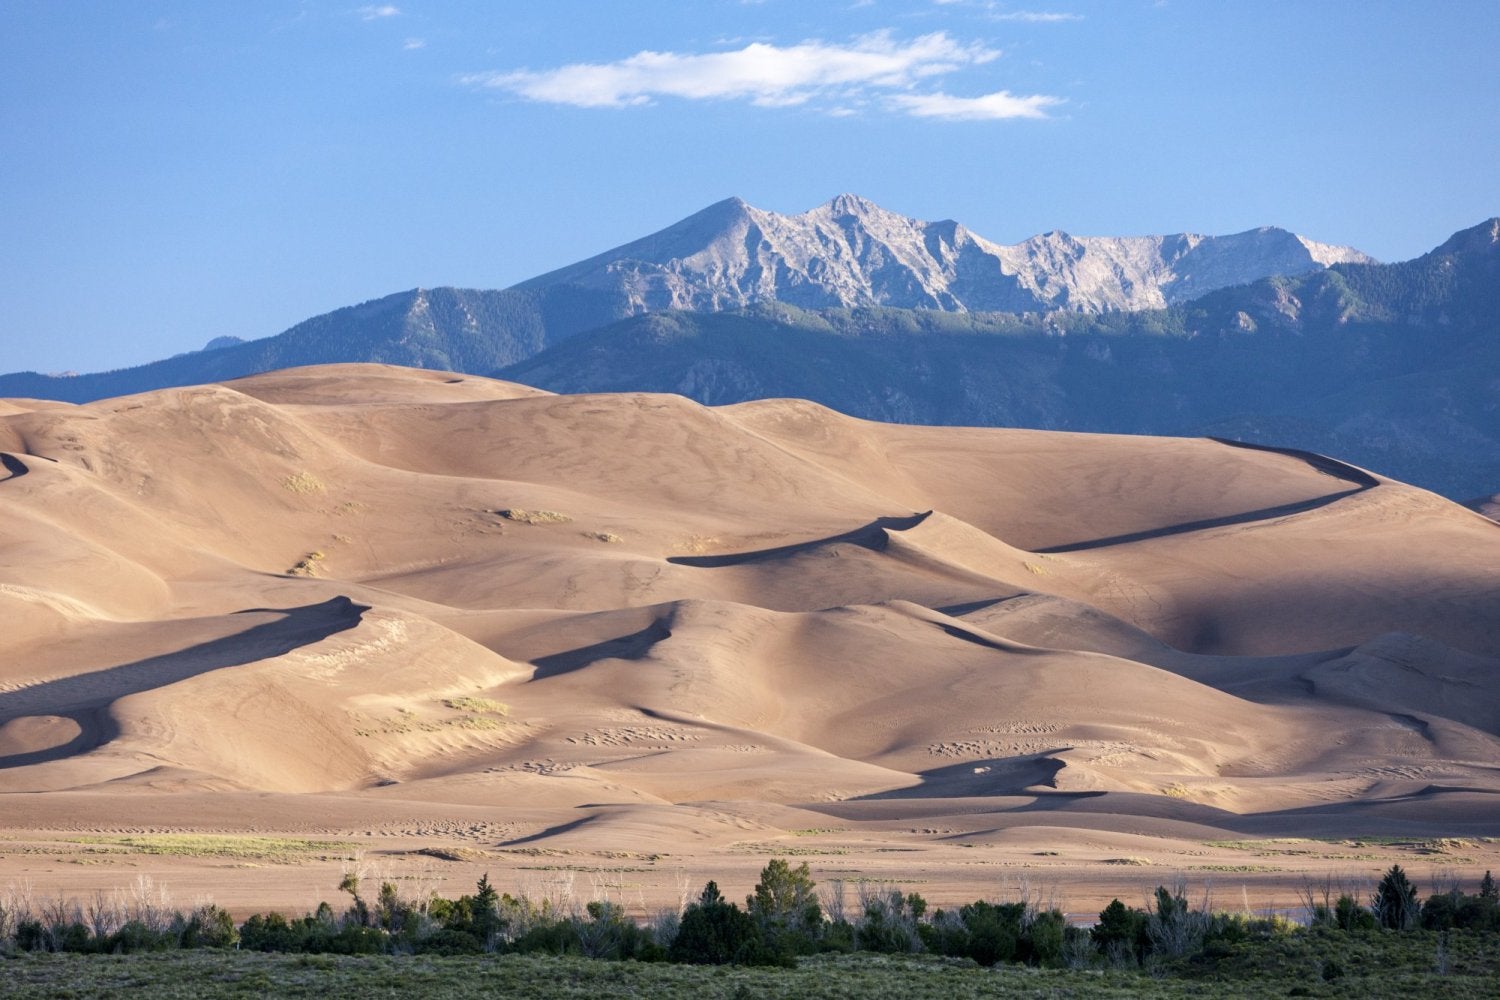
[354, 701, 513, 738]
[442, 697, 509, 716]
[63, 835, 358, 863]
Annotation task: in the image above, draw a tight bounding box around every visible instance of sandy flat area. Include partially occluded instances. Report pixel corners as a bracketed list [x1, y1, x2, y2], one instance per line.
[2, 363, 1498, 918]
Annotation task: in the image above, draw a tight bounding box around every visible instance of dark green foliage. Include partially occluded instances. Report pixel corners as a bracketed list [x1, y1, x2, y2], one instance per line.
[954, 901, 1024, 965]
[107, 920, 176, 953]
[1024, 908, 1068, 967]
[177, 906, 238, 949]
[1335, 894, 1378, 931]
[238, 912, 294, 953]
[55, 923, 94, 953]
[1374, 865, 1420, 930]
[668, 881, 768, 966]
[1420, 878, 1500, 933]
[1093, 899, 1149, 964]
[853, 889, 925, 955]
[817, 919, 855, 954]
[237, 911, 383, 955]
[417, 928, 484, 955]
[472, 873, 501, 945]
[15, 920, 46, 952]
[507, 918, 580, 957]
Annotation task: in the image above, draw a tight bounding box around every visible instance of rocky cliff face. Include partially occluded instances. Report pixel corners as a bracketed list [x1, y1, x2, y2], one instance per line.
[516, 193, 1374, 315]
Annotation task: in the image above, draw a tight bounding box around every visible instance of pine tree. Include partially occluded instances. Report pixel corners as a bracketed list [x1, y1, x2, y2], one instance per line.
[1373, 864, 1419, 930]
[473, 873, 501, 945]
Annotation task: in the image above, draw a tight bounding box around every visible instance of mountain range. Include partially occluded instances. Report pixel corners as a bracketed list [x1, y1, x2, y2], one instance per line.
[514, 192, 1374, 314]
[3, 197, 1496, 498]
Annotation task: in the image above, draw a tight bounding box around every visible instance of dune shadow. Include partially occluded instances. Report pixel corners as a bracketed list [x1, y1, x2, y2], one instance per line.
[1035, 439, 1378, 554]
[667, 512, 932, 568]
[933, 596, 1022, 618]
[852, 754, 1076, 801]
[0, 454, 27, 481]
[0, 596, 367, 770]
[530, 618, 673, 680]
[498, 814, 596, 847]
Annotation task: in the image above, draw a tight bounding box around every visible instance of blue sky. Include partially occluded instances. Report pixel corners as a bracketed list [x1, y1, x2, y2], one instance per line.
[2, 1, 1497, 375]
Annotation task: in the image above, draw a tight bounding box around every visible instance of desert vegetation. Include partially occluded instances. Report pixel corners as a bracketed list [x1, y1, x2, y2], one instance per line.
[2, 862, 1498, 997]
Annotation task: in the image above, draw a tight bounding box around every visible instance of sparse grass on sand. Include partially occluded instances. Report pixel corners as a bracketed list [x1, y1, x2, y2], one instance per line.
[442, 697, 509, 716]
[287, 551, 324, 576]
[496, 508, 570, 525]
[280, 472, 325, 494]
[63, 834, 358, 863]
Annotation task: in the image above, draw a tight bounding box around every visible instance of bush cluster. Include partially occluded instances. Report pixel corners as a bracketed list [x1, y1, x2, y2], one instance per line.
[2, 863, 1497, 971]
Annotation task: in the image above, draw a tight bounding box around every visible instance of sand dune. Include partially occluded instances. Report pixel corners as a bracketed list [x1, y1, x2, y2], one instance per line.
[2, 362, 1498, 913]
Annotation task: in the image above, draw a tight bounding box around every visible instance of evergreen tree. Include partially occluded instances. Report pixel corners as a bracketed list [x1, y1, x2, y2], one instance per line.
[473, 873, 502, 945]
[1373, 865, 1419, 930]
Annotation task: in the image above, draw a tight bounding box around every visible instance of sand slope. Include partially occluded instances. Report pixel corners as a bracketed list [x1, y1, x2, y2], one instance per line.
[2, 363, 1498, 911]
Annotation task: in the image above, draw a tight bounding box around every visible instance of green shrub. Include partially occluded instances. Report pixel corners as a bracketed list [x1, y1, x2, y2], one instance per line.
[669, 881, 768, 965]
[107, 920, 175, 953]
[854, 889, 924, 955]
[955, 900, 1023, 965]
[1092, 898, 1149, 965]
[1023, 908, 1068, 967]
[747, 859, 822, 959]
[15, 920, 46, 952]
[56, 922, 94, 953]
[179, 905, 238, 949]
[1334, 893, 1377, 931]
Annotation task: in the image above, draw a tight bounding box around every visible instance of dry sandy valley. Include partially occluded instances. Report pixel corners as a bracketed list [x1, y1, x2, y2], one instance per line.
[2, 364, 1498, 919]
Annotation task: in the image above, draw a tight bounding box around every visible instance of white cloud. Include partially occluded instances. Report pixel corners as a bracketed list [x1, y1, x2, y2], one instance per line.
[888, 88, 1060, 120]
[403, 37, 426, 50]
[358, 5, 401, 20]
[992, 11, 1082, 22]
[465, 31, 1004, 110]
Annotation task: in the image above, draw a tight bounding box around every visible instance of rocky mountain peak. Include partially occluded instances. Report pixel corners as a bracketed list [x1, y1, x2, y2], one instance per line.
[814, 193, 884, 218]
[508, 195, 1376, 317]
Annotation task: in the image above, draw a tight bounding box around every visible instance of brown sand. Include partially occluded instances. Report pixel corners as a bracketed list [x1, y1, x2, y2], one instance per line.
[2, 363, 1498, 918]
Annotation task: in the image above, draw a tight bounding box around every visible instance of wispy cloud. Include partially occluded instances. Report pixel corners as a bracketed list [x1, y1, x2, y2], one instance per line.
[358, 5, 401, 20]
[992, 10, 1082, 22]
[888, 88, 1060, 120]
[464, 31, 1058, 121]
[931, 0, 1082, 18]
[403, 37, 426, 50]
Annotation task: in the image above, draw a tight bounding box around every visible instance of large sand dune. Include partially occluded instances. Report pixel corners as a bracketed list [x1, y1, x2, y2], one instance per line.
[2, 363, 1498, 914]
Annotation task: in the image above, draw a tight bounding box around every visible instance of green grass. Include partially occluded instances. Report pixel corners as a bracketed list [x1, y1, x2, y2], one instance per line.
[2, 941, 1496, 1000]
[64, 835, 358, 864]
